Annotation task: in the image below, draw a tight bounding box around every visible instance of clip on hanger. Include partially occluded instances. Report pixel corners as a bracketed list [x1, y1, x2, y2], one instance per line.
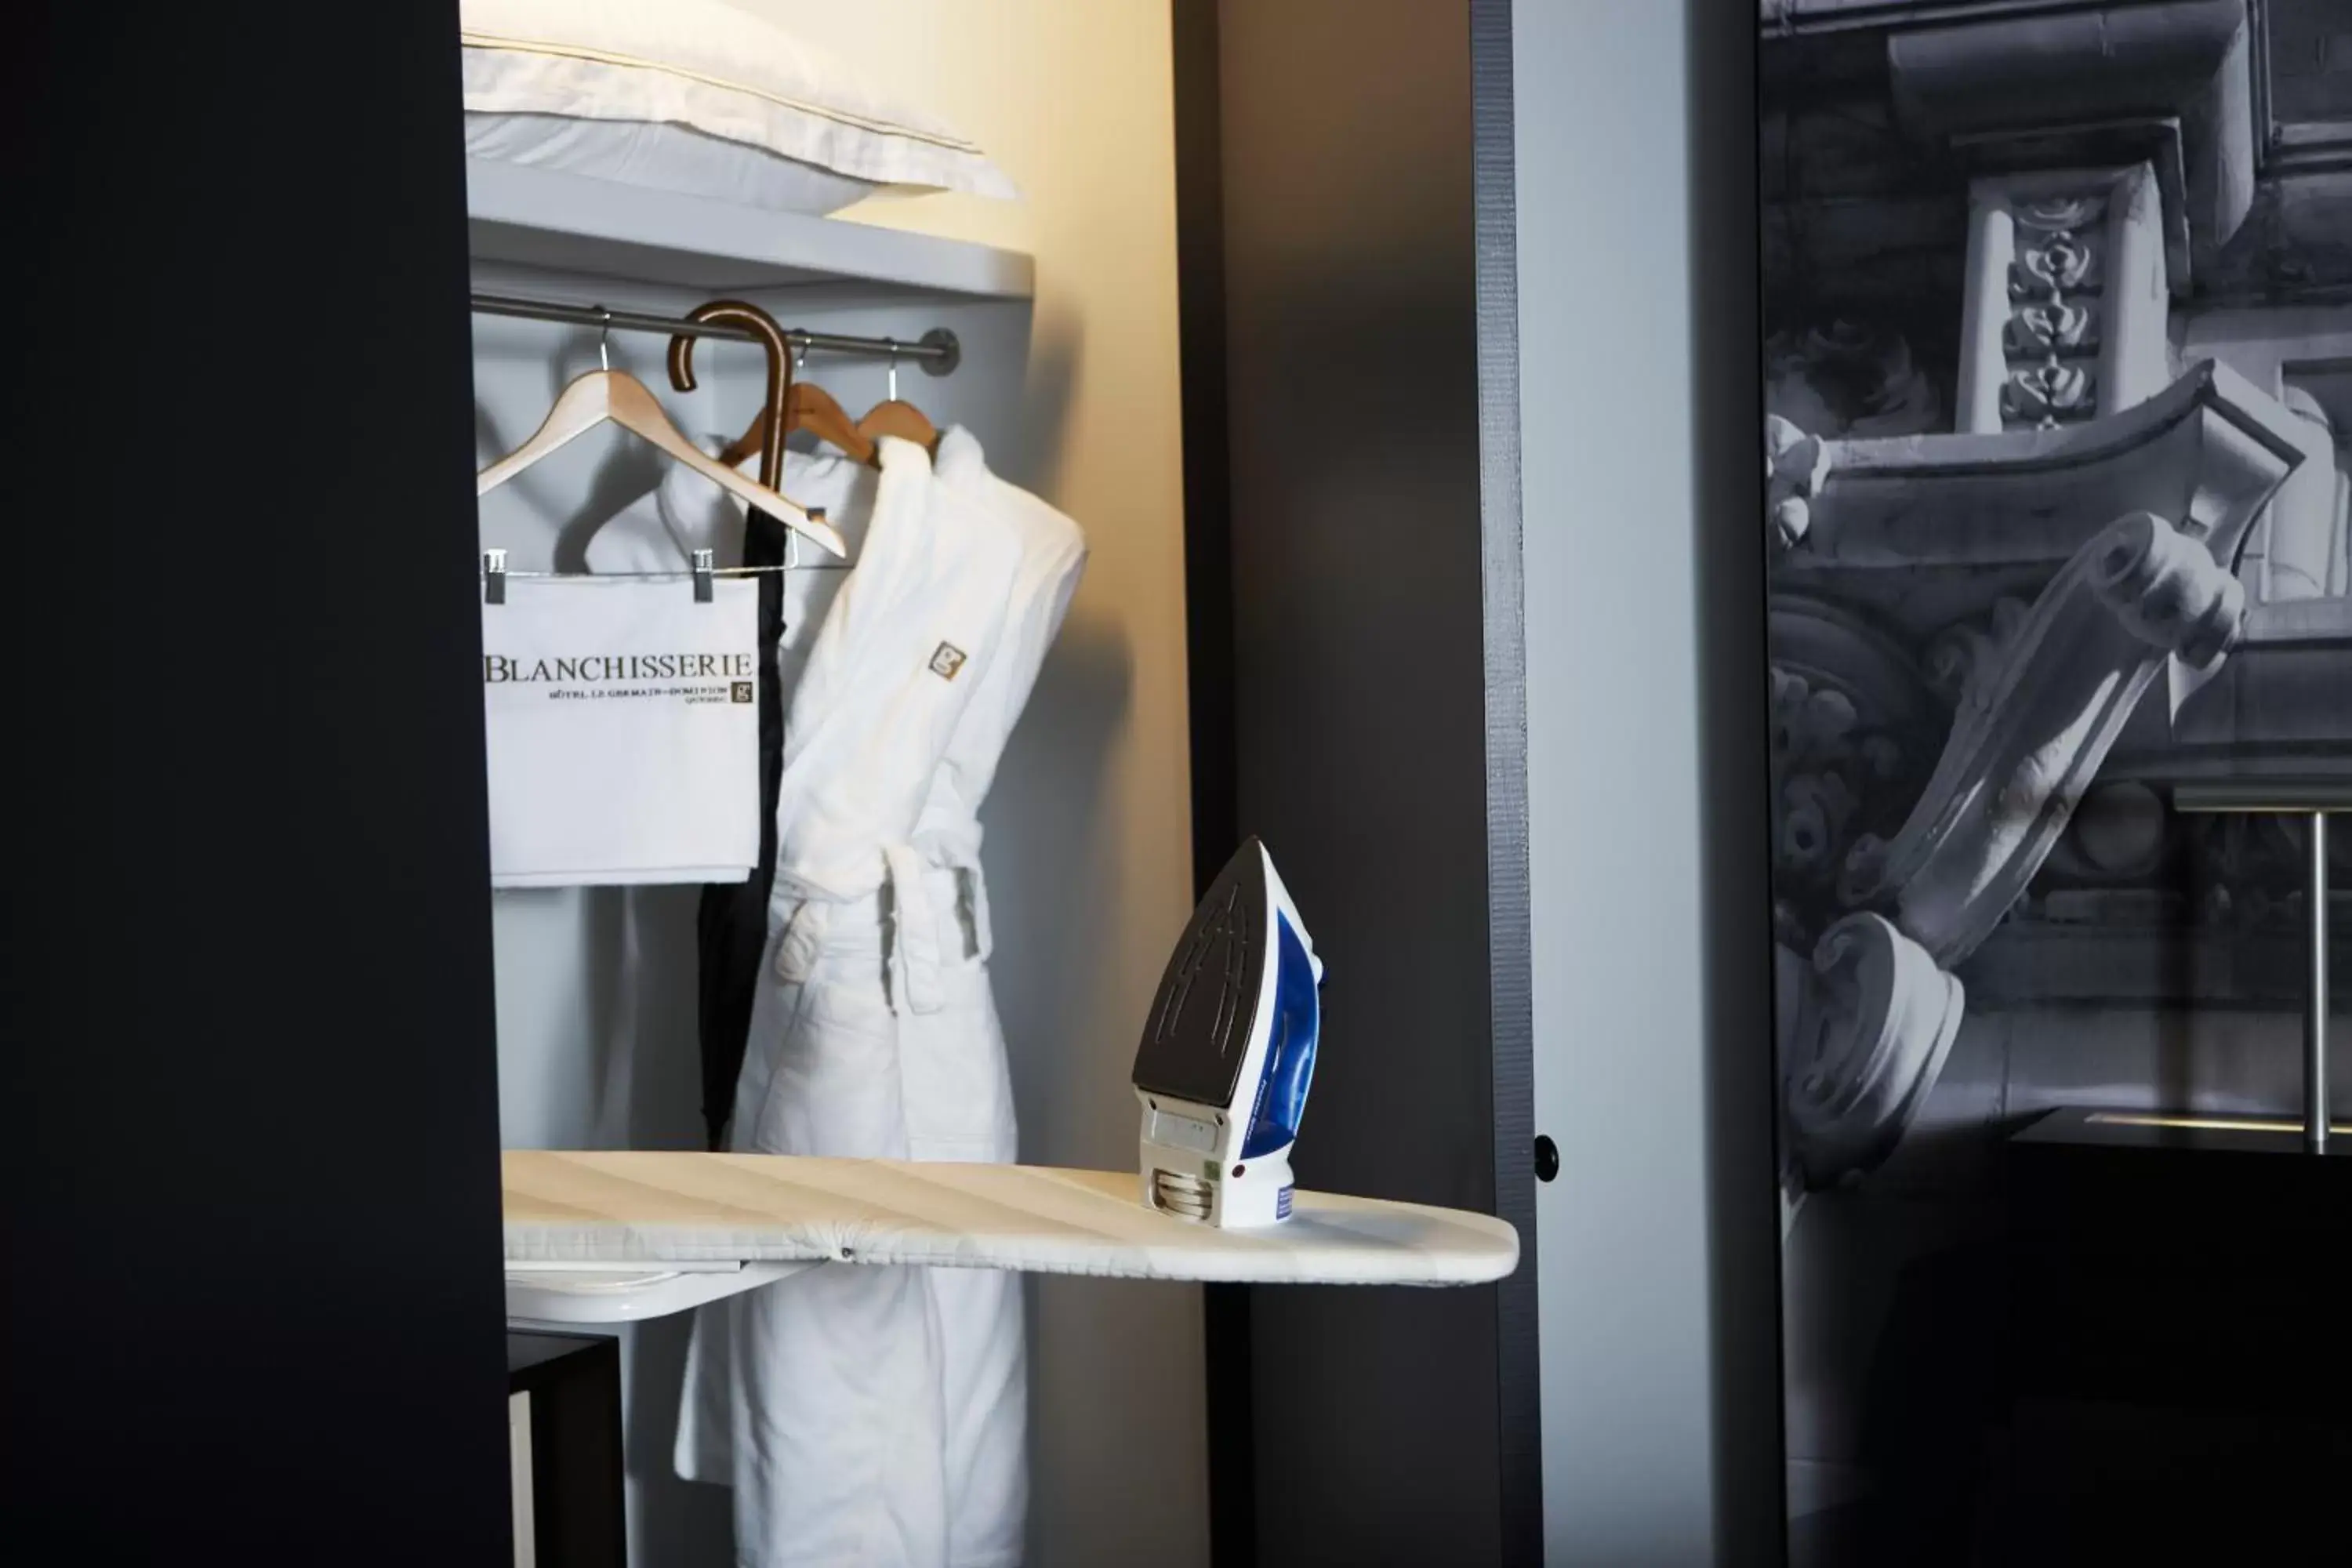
[483, 549, 508, 606]
[691, 549, 716, 604]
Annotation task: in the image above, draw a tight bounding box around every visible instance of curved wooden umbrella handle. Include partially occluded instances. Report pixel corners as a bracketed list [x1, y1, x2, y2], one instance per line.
[666, 299, 793, 491]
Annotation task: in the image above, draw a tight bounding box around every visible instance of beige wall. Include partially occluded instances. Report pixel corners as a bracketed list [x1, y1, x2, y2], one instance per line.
[718, 6, 1206, 1565]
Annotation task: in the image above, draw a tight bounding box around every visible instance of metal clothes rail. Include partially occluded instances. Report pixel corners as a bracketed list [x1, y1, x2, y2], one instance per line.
[468, 292, 960, 376]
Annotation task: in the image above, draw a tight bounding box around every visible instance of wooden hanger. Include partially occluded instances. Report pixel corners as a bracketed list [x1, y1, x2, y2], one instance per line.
[477, 310, 848, 559]
[671, 301, 877, 470]
[774, 378, 876, 468]
[856, 340, 941, 454]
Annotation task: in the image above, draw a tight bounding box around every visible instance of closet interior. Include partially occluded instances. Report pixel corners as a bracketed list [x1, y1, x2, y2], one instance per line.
[461, 9, 1519, 1564]
[471, 151, 1036, 1566]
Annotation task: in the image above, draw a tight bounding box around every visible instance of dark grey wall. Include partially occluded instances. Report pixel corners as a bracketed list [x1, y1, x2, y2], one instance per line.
[4, 4, 512, 1559]
[1196, 1, 1539, 1562]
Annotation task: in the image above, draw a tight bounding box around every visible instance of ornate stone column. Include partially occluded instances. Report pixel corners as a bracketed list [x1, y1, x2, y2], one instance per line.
[1760, 0, 2310, 1193]
[1955, 164, 2172, 434]
[1894, 0, 2259, 434]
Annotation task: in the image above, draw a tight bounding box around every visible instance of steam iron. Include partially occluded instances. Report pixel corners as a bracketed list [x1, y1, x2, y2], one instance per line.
[1133, 838, 1324, 1228]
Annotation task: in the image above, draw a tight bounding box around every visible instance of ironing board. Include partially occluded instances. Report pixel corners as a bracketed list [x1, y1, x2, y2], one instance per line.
[505, 1149, 1519, 1324]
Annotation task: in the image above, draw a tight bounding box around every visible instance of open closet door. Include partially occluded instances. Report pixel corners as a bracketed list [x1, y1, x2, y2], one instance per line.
[1177, 2, 1544, 1563]
[1181, 1, 1781, 1563]
[3, 5, 511, 1561]
[1517, 4, 1783, 1562]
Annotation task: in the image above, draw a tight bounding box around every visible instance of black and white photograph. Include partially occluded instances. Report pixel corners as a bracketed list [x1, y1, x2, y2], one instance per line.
[1763, 2, 2350, 1560]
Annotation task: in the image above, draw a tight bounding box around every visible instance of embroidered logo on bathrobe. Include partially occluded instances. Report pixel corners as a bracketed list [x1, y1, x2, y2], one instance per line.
[928, 642, 969, 681]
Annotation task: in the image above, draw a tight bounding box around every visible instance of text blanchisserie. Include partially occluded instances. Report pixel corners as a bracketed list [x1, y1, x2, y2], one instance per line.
[484, 652, 755, 684]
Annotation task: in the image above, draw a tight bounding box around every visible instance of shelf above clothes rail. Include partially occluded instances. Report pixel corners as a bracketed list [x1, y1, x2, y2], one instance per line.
[466, 159, 1036, 301]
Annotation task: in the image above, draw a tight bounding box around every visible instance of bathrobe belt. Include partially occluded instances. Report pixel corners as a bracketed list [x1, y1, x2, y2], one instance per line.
[770, 850, 993, 1014]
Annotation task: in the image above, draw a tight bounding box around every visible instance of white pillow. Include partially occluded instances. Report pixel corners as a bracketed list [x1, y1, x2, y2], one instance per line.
[458, 0, 1017, 208]
[463, 111, 877, 215]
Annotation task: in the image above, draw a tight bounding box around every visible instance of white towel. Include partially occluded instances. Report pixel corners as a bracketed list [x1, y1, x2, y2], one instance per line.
[482, 575, 761, 887]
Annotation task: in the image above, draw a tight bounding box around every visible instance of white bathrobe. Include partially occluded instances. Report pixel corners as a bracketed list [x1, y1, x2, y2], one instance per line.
[898, 429, 1087, 1567]
[673, 430, 1083, 1568]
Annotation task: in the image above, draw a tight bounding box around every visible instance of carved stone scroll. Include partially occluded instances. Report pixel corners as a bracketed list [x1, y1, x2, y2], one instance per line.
[1845, 510, 2245, 967]
[1781, 914, 1965, 1186]
[1784, 510, 2249, 1185]
[1769, 361, 2303, 1189]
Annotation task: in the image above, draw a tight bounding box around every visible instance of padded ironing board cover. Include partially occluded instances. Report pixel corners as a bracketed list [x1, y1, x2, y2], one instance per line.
[505, 1150, 1518, 1287]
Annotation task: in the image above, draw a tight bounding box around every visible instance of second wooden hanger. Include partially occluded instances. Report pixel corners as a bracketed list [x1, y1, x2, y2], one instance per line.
[669, 301, 938, 474]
